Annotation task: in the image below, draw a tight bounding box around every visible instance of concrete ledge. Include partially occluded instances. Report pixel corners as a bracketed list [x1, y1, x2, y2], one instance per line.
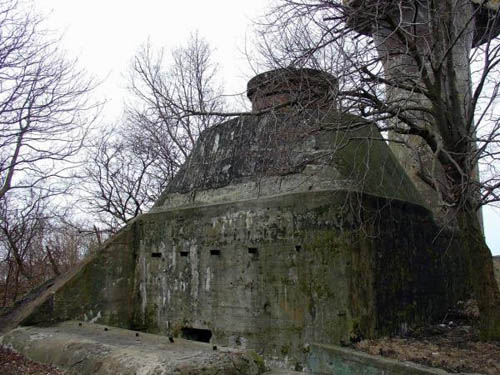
[306, 343, 472, 375]
[1, 322, 265, 374]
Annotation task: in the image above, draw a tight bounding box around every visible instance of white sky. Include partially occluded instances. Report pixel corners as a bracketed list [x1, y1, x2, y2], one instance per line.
[37, 0, 500, 255]
[38, 0, 269, 118]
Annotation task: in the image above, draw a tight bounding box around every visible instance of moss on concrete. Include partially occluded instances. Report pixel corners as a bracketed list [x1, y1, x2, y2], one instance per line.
[154, 110, 422, 209]
[19, 190, 470, 367]
[128, 191, 468, 364]
[493, 256, 500, 289]
[15, 107, 471, 369]
[23, 224, 139, 329]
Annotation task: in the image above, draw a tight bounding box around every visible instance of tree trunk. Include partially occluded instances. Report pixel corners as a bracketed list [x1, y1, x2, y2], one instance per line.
[45, 246, 61, 276]
[2, 262, 12, 307]
[457, 207, 500, 340]
[12, 267, 20, 304]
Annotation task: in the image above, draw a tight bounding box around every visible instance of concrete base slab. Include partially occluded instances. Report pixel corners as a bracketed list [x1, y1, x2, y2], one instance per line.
[0, 322, 265, 374]
[306, 343, 480, 375]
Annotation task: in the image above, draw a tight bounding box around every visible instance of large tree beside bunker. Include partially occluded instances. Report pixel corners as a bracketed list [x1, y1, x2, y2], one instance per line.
[249, 0, 500, 339]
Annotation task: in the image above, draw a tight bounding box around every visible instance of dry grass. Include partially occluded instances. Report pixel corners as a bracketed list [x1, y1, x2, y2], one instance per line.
[356, 325, 500, 374]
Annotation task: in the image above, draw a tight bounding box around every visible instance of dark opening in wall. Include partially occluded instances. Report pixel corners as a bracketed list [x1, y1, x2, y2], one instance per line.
[295, 245, 302, 252]
[180, 251, 189, 257]
[181, 327, 212, 343]
[210, 249, 221, 256]
[248, 247, 258, 255]
[151, 252, 162, 258]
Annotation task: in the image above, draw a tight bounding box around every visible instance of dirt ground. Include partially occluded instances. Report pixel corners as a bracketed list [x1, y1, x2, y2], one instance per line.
[355, 321, 500, 374]
[0, 345, 65, 375]
[355, 257, 500, 375]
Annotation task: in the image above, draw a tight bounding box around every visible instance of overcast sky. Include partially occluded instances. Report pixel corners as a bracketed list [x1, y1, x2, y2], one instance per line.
[38, 0, 268, 119]
[37, 0, 500, 255]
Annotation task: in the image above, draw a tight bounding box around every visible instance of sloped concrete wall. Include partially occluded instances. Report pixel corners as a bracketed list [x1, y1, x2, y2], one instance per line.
[23, 225, 138, 328]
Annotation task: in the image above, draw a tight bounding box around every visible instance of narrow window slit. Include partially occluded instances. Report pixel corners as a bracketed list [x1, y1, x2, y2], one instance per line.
[210, 249, 221, 256]
[151, 252, 162, 258]
[295, 245, 302, 252]
[248, 247, 258, 255]
[180, 251, 189, 257]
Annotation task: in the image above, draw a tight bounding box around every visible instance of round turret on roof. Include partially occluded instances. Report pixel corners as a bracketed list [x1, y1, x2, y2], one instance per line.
[246, 68, 338, 112]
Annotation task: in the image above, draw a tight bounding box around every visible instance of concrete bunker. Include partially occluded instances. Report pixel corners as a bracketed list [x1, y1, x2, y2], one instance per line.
[17, 68, 471, 369]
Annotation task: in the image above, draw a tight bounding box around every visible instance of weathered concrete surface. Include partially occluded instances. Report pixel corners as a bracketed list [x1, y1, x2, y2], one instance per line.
[1, 321, 265, 374]
[21, 190, 470, 369]
[20, 226, 138, 329]
[0, 254, 104, 335]
[494, 256, 500, 288]
[154, 110, 424, 209]
[306, 344, 461, 375]
[246, 68, 338, 112]
[16, 108, 472, 370]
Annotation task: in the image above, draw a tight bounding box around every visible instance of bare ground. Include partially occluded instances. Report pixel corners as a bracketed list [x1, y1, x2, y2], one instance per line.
[354, 323, 500, 374]
[0, 345, 65, 375]
[354, 257, 500, 375]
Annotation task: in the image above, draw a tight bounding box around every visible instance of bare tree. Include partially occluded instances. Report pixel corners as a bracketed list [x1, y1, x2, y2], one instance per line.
[0, 190, 88, 305]
[128, 32, 225, 163]
[0, 0, 98, 305]
[82, 33, 225, 231]
[252, 0, 500, 339]
[82, 126, 166, 232]
[0, 0, 98, 202]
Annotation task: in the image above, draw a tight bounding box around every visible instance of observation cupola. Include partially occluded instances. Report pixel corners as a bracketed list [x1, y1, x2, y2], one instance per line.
[246, 68, 338, 112]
